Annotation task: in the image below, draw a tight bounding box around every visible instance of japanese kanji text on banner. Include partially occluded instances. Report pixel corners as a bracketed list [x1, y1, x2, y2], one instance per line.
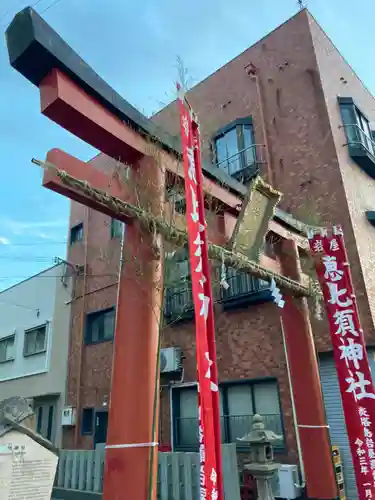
[177, 84, 223, 500]
[308, 225, 375, 500]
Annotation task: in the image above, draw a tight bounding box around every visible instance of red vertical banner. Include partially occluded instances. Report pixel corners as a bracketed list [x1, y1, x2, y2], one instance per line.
[177, 84, 223, 500]
[308, 225, 375, 500]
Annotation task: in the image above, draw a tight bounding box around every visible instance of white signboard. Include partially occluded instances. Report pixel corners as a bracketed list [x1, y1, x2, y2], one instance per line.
[0, 430, 58, 499]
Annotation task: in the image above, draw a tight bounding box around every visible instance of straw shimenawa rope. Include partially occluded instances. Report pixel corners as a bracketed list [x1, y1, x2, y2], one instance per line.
[32, 158, 311, 297]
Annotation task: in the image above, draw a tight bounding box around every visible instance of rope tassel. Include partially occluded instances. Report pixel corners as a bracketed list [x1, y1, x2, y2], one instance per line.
[220, 250, 229, 290]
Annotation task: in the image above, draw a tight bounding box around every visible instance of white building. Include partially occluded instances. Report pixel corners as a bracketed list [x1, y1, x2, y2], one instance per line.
[0, 263, 72, 446]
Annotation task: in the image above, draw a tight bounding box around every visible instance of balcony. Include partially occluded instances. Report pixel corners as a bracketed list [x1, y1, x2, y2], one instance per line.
[175, 414, 285, 451]
[341, 123, 375, 179]
[164, 269, 271, 322]
[215, 144, 266, 183]
[164, 283, 194, 322]
[220, 267, 271, 309]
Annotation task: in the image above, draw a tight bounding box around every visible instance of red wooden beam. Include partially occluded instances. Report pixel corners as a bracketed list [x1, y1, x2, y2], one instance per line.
[43, 148, 132, 222]
[41, 148, 286, 277]
[38, 69, 242, 213]
[279, 240, 338, 499]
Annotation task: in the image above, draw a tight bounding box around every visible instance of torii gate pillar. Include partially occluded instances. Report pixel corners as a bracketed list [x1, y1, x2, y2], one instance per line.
[103, 156, 164, 500]
[278, 239, 338, 500]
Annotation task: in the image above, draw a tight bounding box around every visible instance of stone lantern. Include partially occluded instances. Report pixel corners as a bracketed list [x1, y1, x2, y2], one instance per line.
[238, 414, 281, 500]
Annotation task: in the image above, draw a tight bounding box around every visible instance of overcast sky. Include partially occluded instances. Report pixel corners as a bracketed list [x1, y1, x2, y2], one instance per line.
[0, 0, 374, 293]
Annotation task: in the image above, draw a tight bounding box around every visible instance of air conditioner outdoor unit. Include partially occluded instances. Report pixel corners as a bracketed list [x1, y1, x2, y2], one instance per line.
[61, 407, 76, 427]
[160, 347, 182, 373]
[270, 464, 301, 499]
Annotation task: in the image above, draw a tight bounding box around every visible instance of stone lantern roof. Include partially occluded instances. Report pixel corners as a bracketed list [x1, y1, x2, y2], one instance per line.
[237, 414, 282, 445]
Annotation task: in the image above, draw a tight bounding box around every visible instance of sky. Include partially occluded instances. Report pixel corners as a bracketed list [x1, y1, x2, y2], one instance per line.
[0, 0, 374, 293]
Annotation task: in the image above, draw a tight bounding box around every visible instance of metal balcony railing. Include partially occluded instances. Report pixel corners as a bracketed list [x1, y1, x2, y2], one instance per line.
[215, 144, 266, 181]
[164, 283, 194, 321]
[341, 123, 375, 157]
[221, 268, 270, 302]
[164, 269, 270, 320]
[175, 414, 284, 449]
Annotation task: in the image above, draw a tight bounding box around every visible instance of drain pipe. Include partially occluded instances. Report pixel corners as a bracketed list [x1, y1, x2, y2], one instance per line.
[73, 206, 90, 448]
[280, 317, 306, 488]
[245, 63, 274, 186]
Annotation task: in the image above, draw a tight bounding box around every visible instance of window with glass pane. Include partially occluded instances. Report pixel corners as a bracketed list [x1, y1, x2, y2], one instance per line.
[70, 223, 84, 245]
[253, 382, 283, 444]
[216, 127, 241, 174]
[243, 125, 256, 166]
[24, 325, 47, 356]
[340, 101, 374, 154]
[86, 308, 116, 344]
[165, 247, 193, 318]
[178, 388, 198, 447]
[110, 218, 123, 239]
[226, 385, 253, 442]
[173, 379, 284, 449]
[0, 336, 15, 362]
[215, 119, 255, 176]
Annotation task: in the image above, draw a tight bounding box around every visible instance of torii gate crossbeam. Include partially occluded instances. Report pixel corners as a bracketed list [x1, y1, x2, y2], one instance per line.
[6, 7, 338, 500]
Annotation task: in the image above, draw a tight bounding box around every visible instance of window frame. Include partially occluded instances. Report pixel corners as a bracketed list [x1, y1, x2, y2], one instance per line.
[164, 254, 271, 322]
[81, 408, 95, 435]
[171, 378, 285, 452]
[0, 334, 16, 364]
[70, 222, 84, 245]
[110, 218, 124, 239]
[23, 324, 47, 357]
[338, 97, 375, 178]
[213, 117, 257, 178]
[85, 306, 116, 345]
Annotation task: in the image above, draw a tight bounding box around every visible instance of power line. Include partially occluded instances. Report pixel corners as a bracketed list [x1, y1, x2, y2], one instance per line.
[0, 298, 39, 312]
[40, 0, 64, 14]
[2, 0, 65, 28]
[0, 241, 67, 246]
[1, 0, 44, 27]
[0, 273, 118, 280]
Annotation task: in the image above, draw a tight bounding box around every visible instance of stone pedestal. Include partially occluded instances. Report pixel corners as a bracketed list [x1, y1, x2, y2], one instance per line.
[244, 463, 280, 500]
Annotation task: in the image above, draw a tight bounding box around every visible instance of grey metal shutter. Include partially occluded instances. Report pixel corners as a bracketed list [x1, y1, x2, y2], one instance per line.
[319, 351, 375, 500]
[319, 356, 357, 500]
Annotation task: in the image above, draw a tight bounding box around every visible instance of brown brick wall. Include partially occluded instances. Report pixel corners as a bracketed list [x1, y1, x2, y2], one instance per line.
[64, 194, 121, 448]
[161, 302, 298, 463]
[309, 12, 375, 339]
[153, 9, 375, 347]
[64, 10, 375, 466]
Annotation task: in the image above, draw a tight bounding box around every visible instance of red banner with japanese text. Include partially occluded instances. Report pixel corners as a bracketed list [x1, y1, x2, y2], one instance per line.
[308, 225, 375, 500]
[177, 85, 223, 500]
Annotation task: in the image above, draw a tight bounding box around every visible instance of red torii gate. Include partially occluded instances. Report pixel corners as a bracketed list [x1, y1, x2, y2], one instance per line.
[6, 7, 338, 500]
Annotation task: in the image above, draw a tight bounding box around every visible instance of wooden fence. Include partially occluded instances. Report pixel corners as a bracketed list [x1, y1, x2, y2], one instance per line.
[55, 444, 241, 499]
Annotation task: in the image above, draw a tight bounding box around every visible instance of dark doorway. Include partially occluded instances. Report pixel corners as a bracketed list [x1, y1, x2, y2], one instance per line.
[94, 410, 108, 447]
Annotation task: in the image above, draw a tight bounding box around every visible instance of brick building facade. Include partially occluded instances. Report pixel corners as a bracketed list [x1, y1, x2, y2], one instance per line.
[63, 9, 375, 493]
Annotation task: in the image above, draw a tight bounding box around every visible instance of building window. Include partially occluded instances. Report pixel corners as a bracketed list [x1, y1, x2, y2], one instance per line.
[338, 97, 375, 178]
[110, 218, 124, 239]
[82, 408, 94, 435]
[164, 248, 194, 321]
[214, 118, 258, 180]
[37, 406, 43, 434]
[164, 253, 271, 321]
[85, 307, 116, 344]
[24, 325, 47, 357]
[47, 405, 54, 441]
[0, 335, 15, 363]
[220, 267, 271, 308]
[70, 223, 84, 245]
[172, 380, 284, 451]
